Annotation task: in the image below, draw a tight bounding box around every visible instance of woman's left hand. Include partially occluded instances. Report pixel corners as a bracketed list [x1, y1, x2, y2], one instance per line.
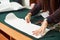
[32, 27, 45, 36]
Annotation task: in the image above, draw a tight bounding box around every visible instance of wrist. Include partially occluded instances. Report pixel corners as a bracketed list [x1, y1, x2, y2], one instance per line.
[41, 18, 48, 28]
[27, 13, 32, 16]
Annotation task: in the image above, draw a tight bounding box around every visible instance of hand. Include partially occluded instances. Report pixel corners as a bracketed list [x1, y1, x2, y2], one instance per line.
[32, 19, 48, 36]
[25, 13, 31, 23]
[32, 27, 45, 36]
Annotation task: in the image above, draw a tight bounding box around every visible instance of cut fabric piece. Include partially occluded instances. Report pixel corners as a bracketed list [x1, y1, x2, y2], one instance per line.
[4, 13, 50, 39]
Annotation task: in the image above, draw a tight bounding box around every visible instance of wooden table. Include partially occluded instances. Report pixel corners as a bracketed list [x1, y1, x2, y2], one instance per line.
[0, 22, 32, 40]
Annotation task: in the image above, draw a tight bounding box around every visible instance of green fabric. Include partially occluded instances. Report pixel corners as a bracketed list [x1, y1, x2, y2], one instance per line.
[10, 0, 14, 2]
[0, 9, 60, 40]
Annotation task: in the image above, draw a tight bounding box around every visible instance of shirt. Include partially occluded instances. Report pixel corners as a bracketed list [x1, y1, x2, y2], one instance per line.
[30, 0, 60, 24]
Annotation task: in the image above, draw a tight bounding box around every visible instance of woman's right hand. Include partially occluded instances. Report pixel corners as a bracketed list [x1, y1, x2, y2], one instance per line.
[25, 13, 32, 23]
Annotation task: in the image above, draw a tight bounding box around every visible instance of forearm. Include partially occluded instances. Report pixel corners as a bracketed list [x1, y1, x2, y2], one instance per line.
[29, 4, 42, 16]
[30, 0, 42, 16]
[47, 7, 60, 24]
[41, 19, 48, 29]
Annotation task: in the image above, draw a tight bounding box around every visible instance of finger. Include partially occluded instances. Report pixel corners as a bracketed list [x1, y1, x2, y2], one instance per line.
[32, 31, 36, 35]
[32, 31, 40, 36]
[27, 19, 30, 23]
[34, 32, 40, 36]
[40, 30, 45, 36]
[25, 18, 30, 23]
[32, 31, 38, 36]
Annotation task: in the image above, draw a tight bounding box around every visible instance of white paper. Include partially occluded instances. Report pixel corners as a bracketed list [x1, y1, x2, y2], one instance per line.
[0, 0, 10, 4]
[0, 0, 10, 11]
[4, 13, 50, 38]
[40, 11, 49, 18]
[37, 11, 49, 18]
[0, 0, 24, 12]
[10, 2, 24, 10]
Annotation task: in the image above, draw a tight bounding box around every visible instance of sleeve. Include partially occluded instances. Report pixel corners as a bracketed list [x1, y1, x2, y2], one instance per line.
[47, 7, 60, 24]
[30, 0, 42, 16]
